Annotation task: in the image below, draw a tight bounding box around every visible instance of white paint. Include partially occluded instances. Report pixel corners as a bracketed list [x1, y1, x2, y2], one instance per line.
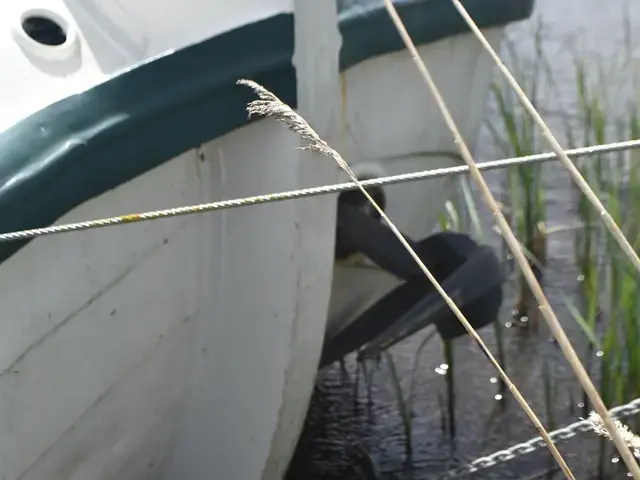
[13, 8, 79, 61]
[0, 0, 293, 133]
[0, 115, 317, 480]
[325, 27, 506, 343]
[159, 118, 317, 480]
[0, 0, 105, 133]
[261, 1, 342, 478]
[0, 2, 510, 479]
[61, 0, 294, 73]
[0, 145, 206, 480]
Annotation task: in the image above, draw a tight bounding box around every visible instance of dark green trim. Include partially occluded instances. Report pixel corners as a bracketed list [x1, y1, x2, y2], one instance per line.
[338, 0, 535, 70]
[0, 0, 533, 263]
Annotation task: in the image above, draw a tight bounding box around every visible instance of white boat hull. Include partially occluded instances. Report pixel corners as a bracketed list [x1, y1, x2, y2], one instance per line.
[326, 27, 506, 343]
[0, 30, 502, 480]
[3, 116, 329, 480]
[0, 0, 533, 477]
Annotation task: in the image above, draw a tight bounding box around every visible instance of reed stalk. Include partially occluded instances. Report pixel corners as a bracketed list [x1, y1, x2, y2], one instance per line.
[561, 32, 640, 474]
[239, 75, 573, 477]
[383, 0, 638, 476]
[489, 25, 548, 326]
[438, 208, 459, 438]
[450, 0, 640, 277]
[458, 177, 508, 400]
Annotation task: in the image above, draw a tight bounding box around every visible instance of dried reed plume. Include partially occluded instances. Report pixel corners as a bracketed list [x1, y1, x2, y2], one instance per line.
[237, 77, 569, 477]
[380, 0, 640, 477]
[587, 411, 640, 460]
[236, 80, 347, 168]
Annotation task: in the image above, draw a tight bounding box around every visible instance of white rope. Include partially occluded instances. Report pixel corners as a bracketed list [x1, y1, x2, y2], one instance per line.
[0, 138, 638, 242]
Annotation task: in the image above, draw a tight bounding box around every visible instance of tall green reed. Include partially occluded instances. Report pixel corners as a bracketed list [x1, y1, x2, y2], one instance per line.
[486, 14, 640, 475]
[438, 204, 459, 438]
[487, 21, 549, 327]
[505, 14, 640, 477]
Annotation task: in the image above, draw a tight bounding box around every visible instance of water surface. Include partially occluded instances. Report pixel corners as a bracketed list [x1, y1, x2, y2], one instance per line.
[288, 1, 640, 478]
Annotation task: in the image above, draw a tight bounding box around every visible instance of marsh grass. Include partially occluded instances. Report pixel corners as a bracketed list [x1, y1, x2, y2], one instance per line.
[458, 176, 509, 402]
[562, 22, 640, 475]
[355, 12, 640, 475]
[486, 14, 640, 477]
[438, 203, 460, 439]
[370, 8, 640, 475]
[486, 21, 549, 327]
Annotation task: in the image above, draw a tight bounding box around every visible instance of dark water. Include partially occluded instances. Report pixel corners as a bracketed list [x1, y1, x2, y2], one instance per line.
[288, 1, 640, 479]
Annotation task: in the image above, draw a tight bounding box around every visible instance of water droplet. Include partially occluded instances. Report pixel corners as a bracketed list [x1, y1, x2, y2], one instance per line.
[490, 377, 498, 384]
[440, 363, 449, 370]
[511, 309, 519, 316]
[628, 472, 633, 477]
[577, 402, 585, 408]
[505, 322, 513, 328]
[435, 367, 446, 375]
[577, 274, 585, 282]
[612, 457, 620, 463]
[494, 394, 503, 401]
[507, 254, 514, 260]
[596, 350, 604, 357]
[520, 316, 529, 323]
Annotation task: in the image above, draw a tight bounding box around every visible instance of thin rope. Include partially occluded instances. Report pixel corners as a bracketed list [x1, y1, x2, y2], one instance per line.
[0, 138, 638, 242]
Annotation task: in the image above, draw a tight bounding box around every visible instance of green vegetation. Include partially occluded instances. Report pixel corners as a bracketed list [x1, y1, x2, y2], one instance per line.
[342, 14, 640, 480]
[381, 15, 640, 476]
[485, 15, 640, 476]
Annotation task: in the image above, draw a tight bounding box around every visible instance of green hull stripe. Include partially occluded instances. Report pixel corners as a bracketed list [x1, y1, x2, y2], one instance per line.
[0, 0, 533, 262]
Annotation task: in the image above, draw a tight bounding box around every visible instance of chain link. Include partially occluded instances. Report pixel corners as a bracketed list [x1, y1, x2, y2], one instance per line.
[0, 139, 639, 242]
[441, 397, 640, 477]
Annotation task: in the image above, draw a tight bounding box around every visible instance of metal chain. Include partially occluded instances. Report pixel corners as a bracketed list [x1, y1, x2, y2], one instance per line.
[441, 397, 640, 478]
[1, 138, 639, 242]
